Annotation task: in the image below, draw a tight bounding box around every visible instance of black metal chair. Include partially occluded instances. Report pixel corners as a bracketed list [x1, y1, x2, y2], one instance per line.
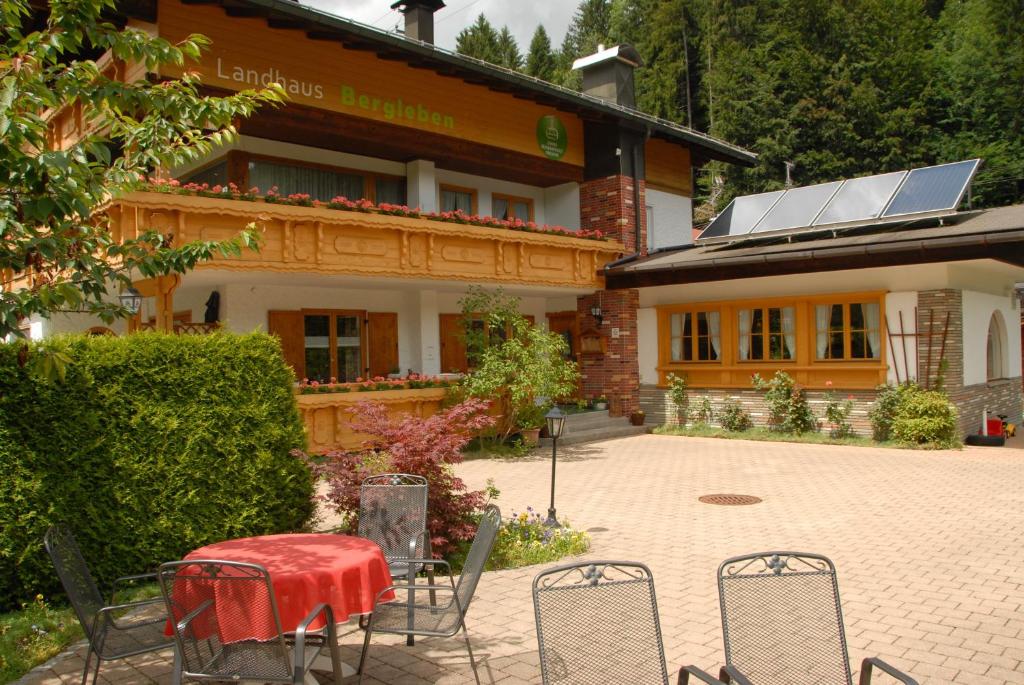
[716, 552, 917, 685]
[357, 504, 502, 684]
[158, 559, 344, 685]
[44, 525, 174, 685]
[533, 560, 723, 685]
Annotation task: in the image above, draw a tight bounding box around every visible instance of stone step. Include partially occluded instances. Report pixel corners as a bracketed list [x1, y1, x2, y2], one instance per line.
[540, 423, 648, 446]
[561, 409, 616, 431]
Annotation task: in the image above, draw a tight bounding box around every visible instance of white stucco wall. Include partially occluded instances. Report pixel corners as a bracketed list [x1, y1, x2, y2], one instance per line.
[637, 307, 659, 385]
[962, 289, 1022, 386]
[884, 292, 918, 384]
[646, 188, 693, 250]
[543, 183, 581, 230]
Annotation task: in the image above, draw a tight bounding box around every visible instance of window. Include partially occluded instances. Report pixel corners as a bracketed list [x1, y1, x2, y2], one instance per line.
[303, 311, 364, 383]
[183, 161, 228, 187]
[987, 311, 1007, 380]
[440, 185, 476, 214]
[492, 193, 533, 221]
[669, 310, 721, 362]
[249, 159, 364, 202]
[738, 306, 795, 360]
[814, 302, 880, 360]
[375, 177, 407, 205]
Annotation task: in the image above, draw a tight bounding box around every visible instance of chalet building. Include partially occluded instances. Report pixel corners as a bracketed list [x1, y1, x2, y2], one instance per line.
[30, 0, 1024, 444]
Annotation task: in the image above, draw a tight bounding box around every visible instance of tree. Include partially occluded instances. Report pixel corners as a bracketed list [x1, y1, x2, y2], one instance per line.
[525, 25, 557, 81]
[0, 0, 282, 340]
[555, 0, 613, 88]
[495, 26, 522, 71]
[455, 13, 500, 65]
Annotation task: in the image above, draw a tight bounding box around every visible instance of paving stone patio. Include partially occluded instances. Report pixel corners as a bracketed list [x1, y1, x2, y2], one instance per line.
[19, 434, 1024, 684]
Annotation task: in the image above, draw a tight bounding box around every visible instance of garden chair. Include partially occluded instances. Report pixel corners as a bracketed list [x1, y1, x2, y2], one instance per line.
[357, 472, 435, 645]
[44, 525, 174, 685]
[533, 560, 723, 685]
[357, 504, 502, 684]
[716, 551, 918, 685]
[158, 559, 344, 685]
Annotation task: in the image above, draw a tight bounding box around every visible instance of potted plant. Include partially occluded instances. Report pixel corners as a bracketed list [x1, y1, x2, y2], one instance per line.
[629, 409, 646, 426]
[593, 395, 608, 411]
[516, 405, 546, 447]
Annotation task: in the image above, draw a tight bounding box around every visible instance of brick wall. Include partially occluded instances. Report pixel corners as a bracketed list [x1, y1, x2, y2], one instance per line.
[639, 385, 880, 436]
[577, 290, 640, 416]
[577, 173, 646, 416]
[949, 379, 1024, 436]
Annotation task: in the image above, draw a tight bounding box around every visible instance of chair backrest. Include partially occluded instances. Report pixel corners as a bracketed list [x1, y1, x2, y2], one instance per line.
[532, 561, 669, 685]
[718, 551, 852, 685]
[453, 504, 502, 616]
[158, 560, 291, 683]
[358, 473, 429, 561]
[44, 525, 105, 639]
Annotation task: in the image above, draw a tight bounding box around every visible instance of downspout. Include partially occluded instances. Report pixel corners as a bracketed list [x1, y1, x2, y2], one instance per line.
[632, 125, 651, 254]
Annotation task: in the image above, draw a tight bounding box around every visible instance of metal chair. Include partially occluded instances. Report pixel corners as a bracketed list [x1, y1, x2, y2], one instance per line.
[358, 472, 435, 645]
[357, 504, 502, 684]
[716, 551, 917, 685]
[533, 560, 723, 685]
[158, 559, 344, 685]
[44, 525, 174, 685]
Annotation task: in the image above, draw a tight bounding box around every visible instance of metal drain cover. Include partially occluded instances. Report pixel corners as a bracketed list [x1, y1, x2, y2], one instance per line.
[699, 494, 762, 506]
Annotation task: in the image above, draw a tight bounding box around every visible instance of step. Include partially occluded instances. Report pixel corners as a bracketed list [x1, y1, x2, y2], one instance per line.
[561, 409, 615, 431]
[539, 423, 648, 447]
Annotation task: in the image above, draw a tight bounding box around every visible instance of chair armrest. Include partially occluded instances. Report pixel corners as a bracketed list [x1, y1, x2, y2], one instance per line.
[677, 665, 726, 684]
[719, 665, 754, 685]
[293, 603, 338, 684]
[860, 657, 918, 685]
[174, 599, 214, 637]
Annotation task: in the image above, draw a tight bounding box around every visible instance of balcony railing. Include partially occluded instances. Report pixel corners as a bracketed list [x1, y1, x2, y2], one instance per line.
[138, 321, 221, 335]
[107, 191, 624, 289]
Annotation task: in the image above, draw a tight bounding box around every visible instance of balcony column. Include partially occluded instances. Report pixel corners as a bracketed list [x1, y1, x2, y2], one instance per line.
[418, 289, 441, 376]
[406, 160, 437, 213]
[129, 274, 180, 333]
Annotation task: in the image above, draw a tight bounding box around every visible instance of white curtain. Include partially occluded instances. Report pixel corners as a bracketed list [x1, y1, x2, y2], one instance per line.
[670, 313, 684, 361]
[708, 311, 721, 360]
[738, 309, 751, 360]
[863, 302, 881, 359]
[781, 306, 796, 359]
[249, 160, 364, 201]
[815, 305, 829, 359]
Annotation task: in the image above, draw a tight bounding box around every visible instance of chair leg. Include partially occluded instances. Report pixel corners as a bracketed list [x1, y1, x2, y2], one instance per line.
[460, 620, 480, 685]
[357, 618, 374, 682]
[406, 564, 416, 647]
[80, 645, 95, 685]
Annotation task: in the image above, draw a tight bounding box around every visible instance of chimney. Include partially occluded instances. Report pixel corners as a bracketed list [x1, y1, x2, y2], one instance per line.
[572, 44, 643, 108]
[390, 0, 446, 44]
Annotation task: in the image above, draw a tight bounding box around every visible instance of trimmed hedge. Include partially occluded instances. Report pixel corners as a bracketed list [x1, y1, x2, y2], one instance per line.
[0, 333, 313, 611]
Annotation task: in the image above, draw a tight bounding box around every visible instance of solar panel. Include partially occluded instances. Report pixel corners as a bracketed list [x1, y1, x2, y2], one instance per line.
[813, 171, 907, 226]
[882, 159, 980, 218]
[699, 190, 786, 239]
[752, 181, 843, 233]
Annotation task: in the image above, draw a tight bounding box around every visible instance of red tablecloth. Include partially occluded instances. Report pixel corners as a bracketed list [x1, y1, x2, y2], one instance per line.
[173, 534, 394, 643]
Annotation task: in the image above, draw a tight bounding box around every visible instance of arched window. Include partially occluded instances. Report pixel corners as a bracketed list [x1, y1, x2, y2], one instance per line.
[986, 311, 1007, 381]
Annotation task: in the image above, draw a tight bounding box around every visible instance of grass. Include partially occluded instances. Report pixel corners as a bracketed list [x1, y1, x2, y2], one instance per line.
[0, 584, 161, 683]
[653, 423, 899, 447]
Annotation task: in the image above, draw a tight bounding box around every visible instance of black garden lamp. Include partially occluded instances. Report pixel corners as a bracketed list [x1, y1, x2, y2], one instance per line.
[119, 286, 142, 315]
[544, 406, 566, 527]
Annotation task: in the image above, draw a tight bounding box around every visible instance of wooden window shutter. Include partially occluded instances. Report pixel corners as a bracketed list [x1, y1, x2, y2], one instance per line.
[268, 310, 305, 379]
[439, 314, 468, 374]
[367, 312, 399, 378]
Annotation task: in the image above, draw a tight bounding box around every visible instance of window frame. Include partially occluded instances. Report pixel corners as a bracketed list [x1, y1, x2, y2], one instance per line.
[667, 307, 723, 364]
[439, 184, 478, 215]
[813, 301, 882, 362]
[736, 305, 796, 363]
[300, 308, 368, 382]
[491, 192, 535, 222]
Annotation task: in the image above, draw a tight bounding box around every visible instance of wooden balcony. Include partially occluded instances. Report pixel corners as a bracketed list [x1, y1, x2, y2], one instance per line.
[108, 192, 624, 289]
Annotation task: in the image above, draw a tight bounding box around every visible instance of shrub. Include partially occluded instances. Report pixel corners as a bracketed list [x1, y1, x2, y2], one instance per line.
[313, 398, 495, 557]
[891, 388, 959, 448]
[719, 398, 753, 431]
[869, 384, 909, 441]
[752, 371, 818, 434]
[693, 396, 714, 425]
[0, 333, 312, 611]
[483, 508, 590, 571]
[666, 373, 689, 425]
[823, 386, 855, 438]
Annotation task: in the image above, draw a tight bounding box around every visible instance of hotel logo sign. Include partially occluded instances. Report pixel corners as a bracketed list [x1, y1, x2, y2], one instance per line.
[537, 115, 567, 160]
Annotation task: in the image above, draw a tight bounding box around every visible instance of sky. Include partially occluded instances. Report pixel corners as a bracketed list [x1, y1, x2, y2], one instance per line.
[302, 0, 579, 53]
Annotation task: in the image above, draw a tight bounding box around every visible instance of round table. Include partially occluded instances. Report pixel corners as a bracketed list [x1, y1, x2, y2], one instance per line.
[183, 533, 394, 641]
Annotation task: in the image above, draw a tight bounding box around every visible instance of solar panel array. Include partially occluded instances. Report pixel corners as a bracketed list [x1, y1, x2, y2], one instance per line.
[699, 159, 980, 242]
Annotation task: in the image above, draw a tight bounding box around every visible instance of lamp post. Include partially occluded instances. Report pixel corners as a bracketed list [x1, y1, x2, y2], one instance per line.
[119, 286, 143, 315]
[544, 406, 566, 527]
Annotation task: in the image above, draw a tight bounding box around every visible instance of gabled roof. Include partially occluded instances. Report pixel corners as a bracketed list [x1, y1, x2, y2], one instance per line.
[159, 0, 756, 166]
[605, 204, 1024, 289]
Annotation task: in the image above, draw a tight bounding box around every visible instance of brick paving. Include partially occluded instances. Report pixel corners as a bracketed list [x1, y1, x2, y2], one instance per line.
[20, 434, 1024, 684]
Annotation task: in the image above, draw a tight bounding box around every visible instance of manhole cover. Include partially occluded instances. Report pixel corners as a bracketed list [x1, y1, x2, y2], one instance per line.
[699, 494, 762, 506]
[586, 526, 609, 532]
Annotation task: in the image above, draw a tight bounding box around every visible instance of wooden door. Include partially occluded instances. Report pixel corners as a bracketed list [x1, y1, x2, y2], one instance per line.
[367, 312, 399, 378]
[439, 314, 468, 374]
[547, 311, 581, 397]
[268, 310, 306, 379]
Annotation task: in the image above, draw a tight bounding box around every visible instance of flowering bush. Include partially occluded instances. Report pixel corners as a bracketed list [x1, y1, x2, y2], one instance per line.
[752, 371, 819, 434]
[718, 398, 753, 431]
[475, 507, 589, 571]
[309, 398, 495, 557]
[142, 179, 608, 241]
[297, 373, 454, 395]
[823, 382, 855, 438]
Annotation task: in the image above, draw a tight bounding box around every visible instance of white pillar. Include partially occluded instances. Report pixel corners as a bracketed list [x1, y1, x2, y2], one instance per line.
[419, 289, 441, 375]
[406, 160, 437, 213]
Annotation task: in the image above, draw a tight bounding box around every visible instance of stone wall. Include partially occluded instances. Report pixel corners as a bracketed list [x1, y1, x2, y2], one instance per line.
[579, 174, 647, 254]
[949, 379, 1024, 436]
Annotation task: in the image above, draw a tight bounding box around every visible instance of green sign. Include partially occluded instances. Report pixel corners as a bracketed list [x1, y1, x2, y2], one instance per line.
[536, 115, 568, 160]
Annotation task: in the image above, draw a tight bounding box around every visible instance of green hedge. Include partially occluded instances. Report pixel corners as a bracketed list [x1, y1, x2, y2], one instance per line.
[0, 332, 313, 611]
